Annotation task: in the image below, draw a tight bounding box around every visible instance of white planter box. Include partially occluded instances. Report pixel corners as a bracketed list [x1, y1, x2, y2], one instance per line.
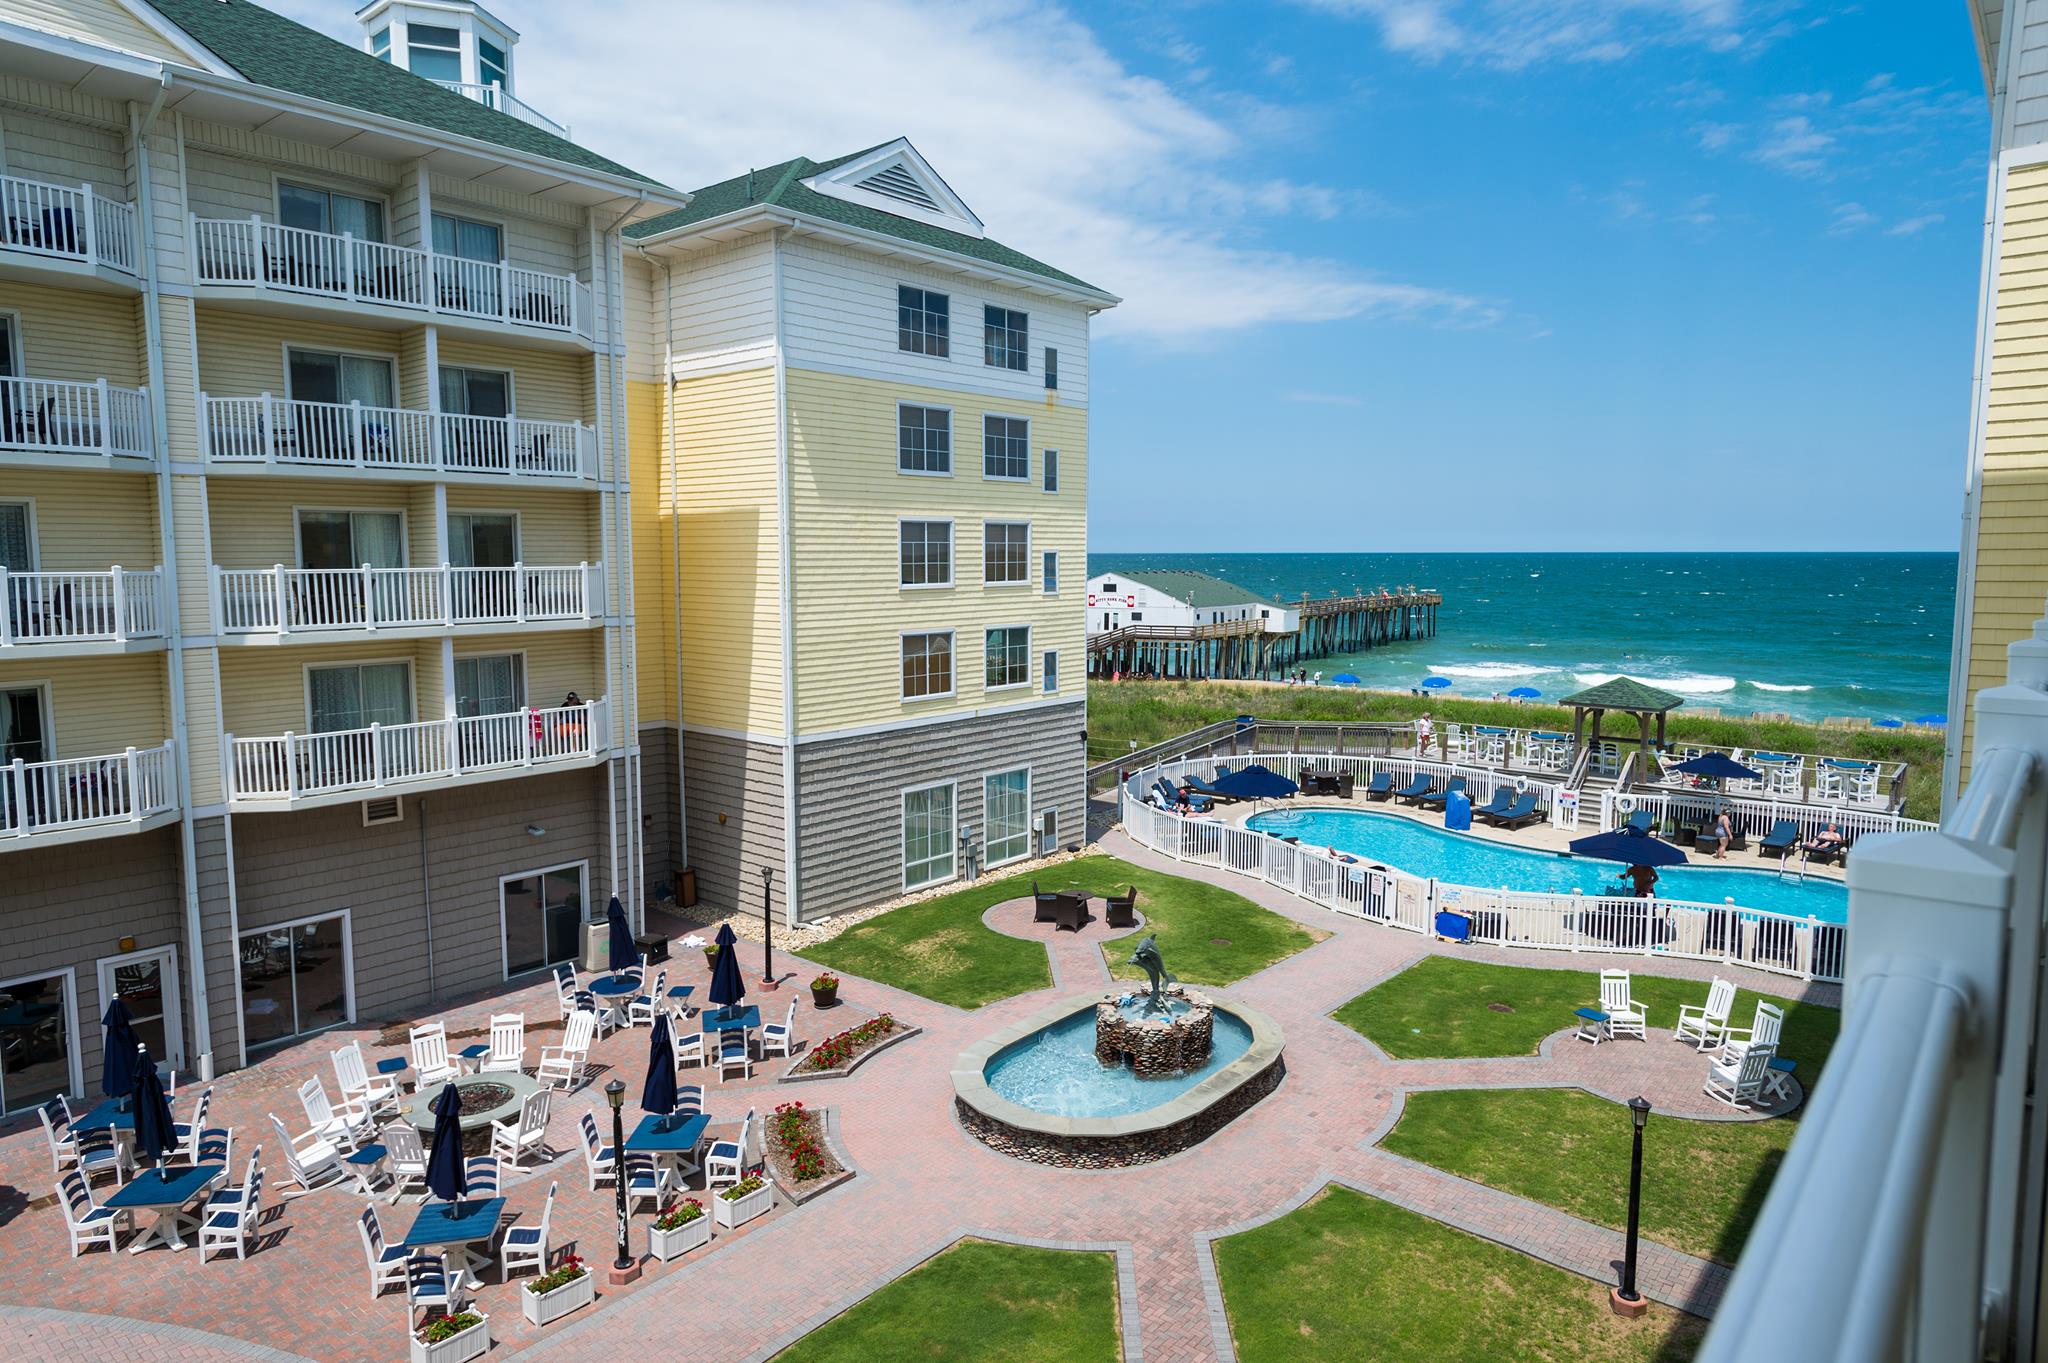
[521, 1270, 594, 1326]
[411, 1312, 490, 1363]
[649, 1211, 711, 1261]
[713, 1179, 774, 1230]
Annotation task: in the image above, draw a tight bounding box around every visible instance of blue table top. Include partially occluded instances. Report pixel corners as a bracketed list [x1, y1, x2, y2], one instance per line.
[346, 1143, 388, 1166]
[625, 1111, 710, 1153]
[666, 983, 696, 998]
[375, 1056, 410, 1075]
[1767, 1056, 1797, 1072]
[1473, 726, 1509, 734]
[73, 1093, 177, 1134]
[458, 1044, 491, 1059]
[701, 1005, 759, 1032]
[1574, 1007, 1611, 1022]
[403, 1196, 507, 1249]
[106, 1163, 222, 1209]
[588, 974, 641, 997]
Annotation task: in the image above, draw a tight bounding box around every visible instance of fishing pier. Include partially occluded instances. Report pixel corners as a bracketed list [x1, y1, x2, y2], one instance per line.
[1086, 589, 1442, 681]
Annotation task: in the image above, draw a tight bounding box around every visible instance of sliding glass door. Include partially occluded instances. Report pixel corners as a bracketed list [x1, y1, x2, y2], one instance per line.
[0, 969, 74, 1116]
[238, 915, 350, 1051]
[501, 862, 585, 978]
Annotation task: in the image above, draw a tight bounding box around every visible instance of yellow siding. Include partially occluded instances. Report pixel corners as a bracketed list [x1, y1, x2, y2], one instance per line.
[0, 0, 193, 65]
[184, 649, 222, 805]
[219, 641, 435, 736]
[785, 368, 1087, 735]
[1, 282, 143, 386]
[456, 630, 604, 714]
[437, 338, 588, 427]
[195, 309, 404, 401]
[159, 298, 200, 460]
[171, 476, 212, 629]
[627, 378, 675, 725]
[670, 367, 784, 736]
[3, 468, 156, 569]
[0, 653, 169, 756]
[205, 478, 428, 569]
[444, 487, 602, 567]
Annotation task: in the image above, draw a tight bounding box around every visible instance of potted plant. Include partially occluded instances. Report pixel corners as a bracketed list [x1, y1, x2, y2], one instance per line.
[810, 972, 840, 1008]
[520, 1252, 594, 1327]
[411, 1311, 490, 1363]
[649, 1196, 711, 1261]
[713, 1173, 774, 1229]
[704, 942, 721, 969]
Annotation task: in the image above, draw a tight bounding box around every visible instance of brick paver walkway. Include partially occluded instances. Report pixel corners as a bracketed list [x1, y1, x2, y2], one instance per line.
[0, 828, 1833, 1361]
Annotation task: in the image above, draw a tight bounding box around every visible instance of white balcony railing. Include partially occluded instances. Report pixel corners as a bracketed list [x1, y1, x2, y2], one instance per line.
[200, 394, 593, 481]
[1695, 601, 2048, 1363]
[212, 562, 601, 636]
[429, 80, 570, 137]
[189, 216, 589, 339]
[225, 698, 608, 803]
[2, 741, 177, 839]
[0, 376, 153, 462]
[1, 567, 164, 646]
[0, 173, 139, 274]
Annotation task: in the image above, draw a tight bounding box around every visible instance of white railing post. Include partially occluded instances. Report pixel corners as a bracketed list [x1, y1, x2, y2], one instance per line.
[78, 181, 97, 269]
[442, 562, 455, 626]
[0, 566, 10, 647]
[520, 707, 534, 766]
[362, 563, 377, 630]
[93, 377, 110, 454]
[514, 562, 527, 623]
[283, 733, 298, 800]
[249, 214, 265, 288]
[7, 758, 26, 835]
[369, 722, 383, 787]
[124, 746, 139, 822]
[581, 561, 592, 622]
[498, 259, 510, 320]
[350, 399, 365, 464]
[220, 734, 234, 803]
[259, 393, 277, 465]
[272, 564, 289, 635]
[109, 565, 126, 642]
[341, 230, 356, 301]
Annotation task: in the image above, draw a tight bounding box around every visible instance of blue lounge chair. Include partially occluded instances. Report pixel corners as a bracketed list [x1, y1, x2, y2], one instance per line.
[1417, 776, 1468, 808]
[1623, 809, 1656, 836]
[1364, 772, 1394, 801]
[1182, 772, 1236, 803]
[1470, 788, 1515, 821]
[1758, 820, 1800, 857]
[1484, 793, 1542, 830]
[1392, 775, 1433, 805]
[1158, 779, 1212, 814]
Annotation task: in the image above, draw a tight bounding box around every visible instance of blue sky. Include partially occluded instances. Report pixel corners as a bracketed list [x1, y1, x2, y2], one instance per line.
[277, 0, 1991, 553]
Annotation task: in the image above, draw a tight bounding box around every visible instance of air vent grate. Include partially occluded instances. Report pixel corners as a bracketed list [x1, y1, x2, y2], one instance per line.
[857, 163, 940, 211]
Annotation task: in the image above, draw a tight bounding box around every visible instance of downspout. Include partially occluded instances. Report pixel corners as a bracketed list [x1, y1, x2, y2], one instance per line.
[132, 78, 213, 1079]
[772, 229, 799, 927]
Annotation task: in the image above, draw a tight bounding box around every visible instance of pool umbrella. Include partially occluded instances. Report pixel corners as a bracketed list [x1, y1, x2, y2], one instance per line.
[706, 921, 747, 1017]
[1332, 672, 1362, 686]
[424, 1082, 467, 1205]
[129, 1044, 177, 1168]
[1669, 752, 1762, 783]
[641, 1009, 677, 1120]
[1569, 828, 1690, 868]
[1507, 686, 1541, 699]
[1210, 763, 1299, 801]
[605, 895, 637, 975]
[101, 997, 139, 1102]
[1874, 718, 1903, 729]
[1421, 676, 1452, 689]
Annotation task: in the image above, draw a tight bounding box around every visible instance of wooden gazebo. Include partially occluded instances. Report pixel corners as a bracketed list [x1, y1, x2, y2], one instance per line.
[1558, 676, 1686, 774]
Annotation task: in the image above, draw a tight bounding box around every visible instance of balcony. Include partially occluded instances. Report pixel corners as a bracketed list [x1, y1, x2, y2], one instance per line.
[0, 173, 139, 281]
[201, 394, 594, 485]
[189, 217, 592, 343]
[1, 741, 178, 850]
[225, 698, 609, 810]
[0, 376, 154, 468]
[430, 80, 569, 138]
[211, 562, 603, 643]
[2, 568, 166, 652]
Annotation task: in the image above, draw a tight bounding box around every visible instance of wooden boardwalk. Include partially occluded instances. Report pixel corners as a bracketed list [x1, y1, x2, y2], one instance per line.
[1087, 590, 1441, 680]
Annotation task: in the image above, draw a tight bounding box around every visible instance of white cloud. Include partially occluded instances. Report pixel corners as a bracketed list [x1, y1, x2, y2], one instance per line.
[1886, 213, 1945, 237]
[1296, 0, 1746, 69]
[1827, 202, 1876, 235]
[263, 0, 1484, 341]
[1753, 115, 1834, 176]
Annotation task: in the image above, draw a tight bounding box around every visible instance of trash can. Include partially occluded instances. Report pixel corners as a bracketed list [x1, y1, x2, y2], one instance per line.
[634, 932, 669, 964]
[1444, 789, 1472, 831]
[581, 919, 611, 973]
[675, 866, 698, 909]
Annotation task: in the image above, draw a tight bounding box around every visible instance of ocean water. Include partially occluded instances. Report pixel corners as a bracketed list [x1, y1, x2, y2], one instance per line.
[1086, 552, 1955, 725]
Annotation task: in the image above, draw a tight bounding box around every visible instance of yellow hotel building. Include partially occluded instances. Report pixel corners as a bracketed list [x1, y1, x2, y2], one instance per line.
[0, 0, 1109, 1107]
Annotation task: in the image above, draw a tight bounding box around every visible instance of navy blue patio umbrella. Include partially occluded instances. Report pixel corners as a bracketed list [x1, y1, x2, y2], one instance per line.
[424, 1082, 467, 1205]
[642, 1009, 677, 1122]
[606, 895, 637, 975]
[1210, 763, 1299, 801]
[1569, 827, 1690, 868]
[101, 997, 139, 1102]
[1669, 752, 1762, 783]
[1332, 672, 1363, 686]
[707, 921, 747, 1018]
[129, 1044, 177, 1168]
[1421, 676, 1452, 689]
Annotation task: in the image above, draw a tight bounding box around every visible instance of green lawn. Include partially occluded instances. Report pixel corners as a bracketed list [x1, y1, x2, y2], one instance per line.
[1382, 1088, 1792, 1264]
[1332, 956, 1839, 1073]
[1215, 1185, 1707, 1363]
[771, 1238, 1120, 1363]
[805, 854, 1317, 1009]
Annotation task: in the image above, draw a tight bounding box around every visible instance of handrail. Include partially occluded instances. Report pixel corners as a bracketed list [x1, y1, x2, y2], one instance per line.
[212, 562, 600, 635]
[0, 375, 154, 461]
[0, 172, 138, 273]
[0, 567, 164, 645]
[428, 80, 570, 137]
[1, 740, 177, 836]
[200, 393, 594, 481]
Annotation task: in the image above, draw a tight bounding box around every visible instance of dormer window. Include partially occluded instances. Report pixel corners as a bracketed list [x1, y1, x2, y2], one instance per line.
[479, 38, 509, 88]
[407, 24, 464, 82]
[371, 27, 391, 60]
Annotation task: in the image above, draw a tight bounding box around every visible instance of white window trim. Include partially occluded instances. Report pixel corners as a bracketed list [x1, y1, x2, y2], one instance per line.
[438, 362, 519, 418]
[981, 412, 1032, 483]
[895, 283, 952, 361]
[96, 943, 184, 1070]
[1042, 447, 1059, 493]
[453, 647, 530, 716]
[270, 175, 395, 238]
[982, 305, 1031, 373]
[301, 656, 420, 732]
[291, 504, 412, 569]
[0, 965, 79, 1114]
[896, 515, 955, 590]
[982, 519, 1032, 587]
[280, 342, 401, 405]
[0, 495, 39, 570]
[497, 858, 590, 981]
[900, 778, 959, 891]
[982, 765, 1033, 870]
[983, 622, 1033, 693]
[429, 207, 510, 264]
[0, 308, 24, 375]
[1, 678, 56, 759]
[445, 507, 524, 563]
[240, 909, 356, 1049]
[896, 399, 955, 479]
[900, 628, 958, 702]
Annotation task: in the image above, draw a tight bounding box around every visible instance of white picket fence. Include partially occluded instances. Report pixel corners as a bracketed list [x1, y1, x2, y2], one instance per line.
[1121, 754, 1847, 983]
[1597, 787, 1934, 843]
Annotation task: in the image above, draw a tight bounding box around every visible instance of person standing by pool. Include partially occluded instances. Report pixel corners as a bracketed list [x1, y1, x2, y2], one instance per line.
[1628, 863, 1659, 898]
[1710, 810, 1733, 859]
[1417, 712, 1435, 758]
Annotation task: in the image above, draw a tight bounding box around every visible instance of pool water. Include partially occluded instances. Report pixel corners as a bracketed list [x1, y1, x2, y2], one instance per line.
[1246, 808, 1849, 924]
[984, 1007, 1255, 1118]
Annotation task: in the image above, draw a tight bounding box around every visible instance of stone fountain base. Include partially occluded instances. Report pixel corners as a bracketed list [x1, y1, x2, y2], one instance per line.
[1096, 984, 1214, 1077]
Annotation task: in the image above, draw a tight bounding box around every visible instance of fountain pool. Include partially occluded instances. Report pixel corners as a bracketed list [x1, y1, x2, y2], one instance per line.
[987, 1007, 1255, 1119]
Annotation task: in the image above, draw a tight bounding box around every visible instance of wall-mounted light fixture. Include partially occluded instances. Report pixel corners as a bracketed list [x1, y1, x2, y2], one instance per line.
[526, 824, 546, 838]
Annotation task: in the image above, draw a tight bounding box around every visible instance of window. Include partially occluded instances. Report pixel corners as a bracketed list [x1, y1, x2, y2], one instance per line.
[1101, 581, 1118, 594]
[1042, 551, 1058, 595]
[308, 663, 412, 733]
[0, 501, 33, 573]
[983, 415, 1029, 480]
[448, 513, 518, 568]
[278, 182, 385, 241]
[899, 520, 952, 587]
[287, 348, 395, 409]
[902, 783, 956, 889]
[406, 22, 464, 81]
[1130, 612, 1143, 622]
[0, 969, 73, 1114]
[239, 914, 349, 1050]
[440, 365, 511, 418]
[1043, 650, 1059, 693]
[432, 212, 502, 264]
[297, 510, 402, 571]
[501, 862, 585, 979]
[983, 522, 1029, 585]
[370, 26, 391, 60]
[897, 286, 949, 357]
[897, 404, 952, 475]
[479, 38, 509, 88]
[1043, 449, 1059, 493]
[984, 306, 1028, 370]
[901, 631, 954, 699]
[1044, 347, 1058, 390]
[985, 625, 1030, 689]
[455, 653, 525, 717]
[984, 769, 1031, 866]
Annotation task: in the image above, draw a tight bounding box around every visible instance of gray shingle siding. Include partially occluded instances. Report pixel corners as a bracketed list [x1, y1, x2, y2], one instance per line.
[679, 730, 786, 921]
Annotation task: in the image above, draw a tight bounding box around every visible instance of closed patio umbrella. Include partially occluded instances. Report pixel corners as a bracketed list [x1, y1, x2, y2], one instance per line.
[706, 921, 746, 1018]
[641, 1009, 677, 1121]
[1210, 763, 1299, 801]
[101, 998, 139, 1103]
[129, 1044, 177, 1168]
[424, 1082, 467, 1205]
[606, 895, 637, 975]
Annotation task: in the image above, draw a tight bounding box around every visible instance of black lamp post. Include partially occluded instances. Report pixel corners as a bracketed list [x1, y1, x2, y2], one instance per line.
[759, 865, 778, 990]
[1612, 1096, 1652, 1316]
[603, 1079, 639, 1282]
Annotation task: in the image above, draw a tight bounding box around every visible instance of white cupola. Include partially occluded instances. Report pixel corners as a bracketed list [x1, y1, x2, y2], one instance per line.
[357, 1, 566, 134]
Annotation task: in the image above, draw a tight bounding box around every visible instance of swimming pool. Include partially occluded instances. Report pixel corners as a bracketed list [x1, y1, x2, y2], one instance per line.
[1245, 808, 1848, 924]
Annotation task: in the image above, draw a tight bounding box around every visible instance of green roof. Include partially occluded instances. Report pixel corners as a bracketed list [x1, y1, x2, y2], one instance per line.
[1558, 676, 1687, 713]
[1108, 570, 1283, 611]
[146, 0, 666, 187]
[624, 147, 1106, 295]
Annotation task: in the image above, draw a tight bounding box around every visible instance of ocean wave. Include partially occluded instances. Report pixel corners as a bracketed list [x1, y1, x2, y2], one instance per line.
[1426, 662, 1552, 679]
[1573, 671, 1737, 694]
[1750, 681, 1814, 693]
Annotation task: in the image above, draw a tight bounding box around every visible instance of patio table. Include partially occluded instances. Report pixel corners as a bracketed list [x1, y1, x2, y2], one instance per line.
[701, 1005, 760, 1034]
[457, 1043, 491, 1071]
[403, 1195, 506, 1289]
[106, 1163, 224, 1253]
[625, 1111, 710, 1181]
[345, 1142, 389, 1197]
[588, 974, 640, 997]
[72, 1092, 177, 1135]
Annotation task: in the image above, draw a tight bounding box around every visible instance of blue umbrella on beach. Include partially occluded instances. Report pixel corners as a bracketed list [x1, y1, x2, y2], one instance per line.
[129, 1044, 177, 1168]
[1507, 686, 1541, 699]
[1421, 676, 1452, 690]
[424, 1082, 467, 1205]
[1569, 827, 1690, 868]
[1916, 714, 1947, 726]
[707, 921, 747, 1017]
[1333, 673, 1362, 686]
[642, 1009, 677, 1119]
[1873, 718, 1904, 729]
[606, 895, 637, 975]
[1210, 763, 1299, 800]
[1669, 752, 1762, 783]
[101, 998, 139, 1102]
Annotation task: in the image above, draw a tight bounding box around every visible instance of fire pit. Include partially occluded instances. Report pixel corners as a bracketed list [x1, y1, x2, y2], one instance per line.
[402, 1072, 541, 1155]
